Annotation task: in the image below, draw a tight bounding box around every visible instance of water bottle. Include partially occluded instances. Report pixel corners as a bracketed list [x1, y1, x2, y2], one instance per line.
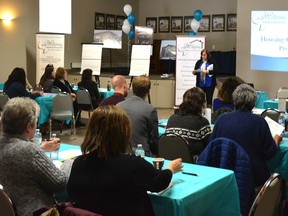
[278, 112, 286, 132]
[107, 81, 111, 91]
[135, 144, 145, 158]
[33, 129, 42, 145]
[50, 133, 59, 160]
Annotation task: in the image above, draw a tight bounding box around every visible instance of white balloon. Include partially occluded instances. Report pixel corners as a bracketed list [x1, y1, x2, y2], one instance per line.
[123, 19, 129, 25]
[191, 19, 200, 32]
[122, 23, 131, 34]
[123, 4, 132, 16]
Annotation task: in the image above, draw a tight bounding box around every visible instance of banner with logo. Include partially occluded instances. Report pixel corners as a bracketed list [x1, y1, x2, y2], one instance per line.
[175, 35, 205, 106]
[36, 34, 65, 84]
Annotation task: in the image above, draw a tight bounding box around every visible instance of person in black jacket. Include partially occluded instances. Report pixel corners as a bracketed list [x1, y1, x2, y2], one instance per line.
[192, 49, 217, 107]
[67, 105, 182, 216]
[78, 68, 100, 109]
[53, 67, 84, 127]
[4, 67, 43, 99]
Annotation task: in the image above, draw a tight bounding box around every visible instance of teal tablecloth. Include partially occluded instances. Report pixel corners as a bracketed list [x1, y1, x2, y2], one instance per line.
[35, 93, 56, 126]
[268, 137, 288, 180]
[0, 82, 4, 91]
[55, 144, 241, 216]
[99, 87, 114, 99]
[255, 91, 269, 108]
[263, 99, 279, 109]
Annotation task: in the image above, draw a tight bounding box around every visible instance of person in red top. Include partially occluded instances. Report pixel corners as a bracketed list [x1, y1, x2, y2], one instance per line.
[99, 75, 128, 106]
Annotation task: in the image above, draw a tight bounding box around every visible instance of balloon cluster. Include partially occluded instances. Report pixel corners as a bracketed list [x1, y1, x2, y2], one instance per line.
[188, 10, 203, 36]
[122, 4, 136, 40]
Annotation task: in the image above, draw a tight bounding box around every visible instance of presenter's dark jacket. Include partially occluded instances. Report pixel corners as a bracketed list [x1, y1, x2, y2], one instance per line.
[194, 59, 217, 88]
[67, 153, 172, 216]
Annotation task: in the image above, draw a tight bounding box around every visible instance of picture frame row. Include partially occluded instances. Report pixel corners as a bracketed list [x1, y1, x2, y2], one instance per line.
[146, 14, 237, 33]
[95, 12, 125, 30]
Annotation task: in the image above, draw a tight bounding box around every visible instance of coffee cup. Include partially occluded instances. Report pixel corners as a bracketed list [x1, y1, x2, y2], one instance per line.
[153, 158, 165, 170]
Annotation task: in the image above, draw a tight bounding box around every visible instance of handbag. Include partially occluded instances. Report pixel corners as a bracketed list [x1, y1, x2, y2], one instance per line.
[33, 202, 101, 216]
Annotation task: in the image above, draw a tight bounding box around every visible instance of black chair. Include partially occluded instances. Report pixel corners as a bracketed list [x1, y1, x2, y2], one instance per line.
[248, 173, 286, 216]
[76, 87, 94, 122]
[0, 185, 18, 216]
[158, 133, 193, 163]
[260, 108, 281, 123]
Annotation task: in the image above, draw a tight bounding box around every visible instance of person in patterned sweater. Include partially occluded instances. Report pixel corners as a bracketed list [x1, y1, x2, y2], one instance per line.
[166, 87, 211, 163]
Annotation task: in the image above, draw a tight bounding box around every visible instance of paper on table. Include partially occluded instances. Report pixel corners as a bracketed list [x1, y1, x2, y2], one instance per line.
[264, 116, 285, 137]
[147, 183, 173, 195]
[58, 149, 82, 160]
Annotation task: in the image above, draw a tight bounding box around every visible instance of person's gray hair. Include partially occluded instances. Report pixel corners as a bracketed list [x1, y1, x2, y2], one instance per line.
[1, 97, 40, 135]
[233, 84, 256, 111]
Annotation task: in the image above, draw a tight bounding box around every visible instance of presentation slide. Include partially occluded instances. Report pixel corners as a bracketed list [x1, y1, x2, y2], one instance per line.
[251, 11, 288, 72]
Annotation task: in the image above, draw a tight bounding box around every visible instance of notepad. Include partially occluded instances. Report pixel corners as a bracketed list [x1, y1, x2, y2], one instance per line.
[264, 116, 285, 137]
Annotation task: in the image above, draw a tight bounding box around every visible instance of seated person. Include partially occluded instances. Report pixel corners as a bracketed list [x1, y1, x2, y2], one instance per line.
[0, 97, 72, 216]
[210, 84, 282, 188]
[166, 87, 212, 162]
[4, 67, 43, 99]
[39, 64, 55, 92]
[213, 77, 240, 112]
[67, 105, 183, 216]
[77, 68, 100, 109]
[99, 75, 128, 106]
[53, 67, 84, 127]
[117, 75, 158, 156]
[211, 107, 233, 124]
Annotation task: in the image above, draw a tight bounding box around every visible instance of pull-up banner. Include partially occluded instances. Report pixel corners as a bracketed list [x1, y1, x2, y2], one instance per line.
[175, 35, 206, 106]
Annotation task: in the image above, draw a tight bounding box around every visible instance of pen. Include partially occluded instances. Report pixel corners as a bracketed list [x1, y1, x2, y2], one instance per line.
[182, 171, 198, 176]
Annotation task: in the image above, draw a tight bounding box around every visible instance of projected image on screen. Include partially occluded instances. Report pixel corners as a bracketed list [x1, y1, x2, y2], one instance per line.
[160, 40, 176, 60]
[93, 30, 122, 49]
[251, 11, 288, 72]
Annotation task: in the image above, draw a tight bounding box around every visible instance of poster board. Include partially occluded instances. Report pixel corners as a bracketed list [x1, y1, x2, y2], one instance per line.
[36, 33, 65, 84]
[129, 45, 152, 76]
[80, 44, 103, 75]
[175, 35, 206, 106]
[93, 30, 122, 49]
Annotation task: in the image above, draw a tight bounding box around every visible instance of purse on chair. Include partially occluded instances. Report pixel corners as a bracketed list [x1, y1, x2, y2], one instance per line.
[33, 202, 102, 216]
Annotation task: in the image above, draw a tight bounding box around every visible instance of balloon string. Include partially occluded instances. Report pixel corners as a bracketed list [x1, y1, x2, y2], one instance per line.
[127, 40, 131, 68]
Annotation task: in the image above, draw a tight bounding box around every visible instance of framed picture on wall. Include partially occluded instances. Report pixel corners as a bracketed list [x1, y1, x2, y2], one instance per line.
[159, 17, 170, 33]
[198, 15, 210, 32]
[95, 13, 105, 29]
[146, 17, 157, 33]
[212, 14, 225, 32]
[171, 16, 183, 32]
[106, 14, 115, 30]
[227, 14, 237, 31]
[184, 16, 193, 32]
[116, 15, 125, 30]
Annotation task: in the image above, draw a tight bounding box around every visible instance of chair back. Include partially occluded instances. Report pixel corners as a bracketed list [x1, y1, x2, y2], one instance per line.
[249, 173, 285, 216]
[0, 94, 9, 112]
[198, 137, 255, 216]
[0, 185, 17, 216]
[260, 108, 280, 123]
[158, 133, 193, 163]
[51, 93, 74, 117]
[51, 86, 61, 94]
[34, 85, 43, 91]
[76, 87, 94, 109]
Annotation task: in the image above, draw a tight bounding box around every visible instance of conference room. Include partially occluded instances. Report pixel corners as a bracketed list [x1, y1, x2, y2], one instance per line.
[1, 0, 288, 215]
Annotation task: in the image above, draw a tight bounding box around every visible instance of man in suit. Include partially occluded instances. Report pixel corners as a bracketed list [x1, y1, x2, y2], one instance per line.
[117, 75, 158, 156]
[99, 75, 128, 106]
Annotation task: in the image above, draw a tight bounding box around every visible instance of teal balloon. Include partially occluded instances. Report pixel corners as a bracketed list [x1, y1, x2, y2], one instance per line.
[128, 29, 135, 40]
[128, 13, 136, 25]
[194, 10, 203, 21]
[188, 31, 197, 36]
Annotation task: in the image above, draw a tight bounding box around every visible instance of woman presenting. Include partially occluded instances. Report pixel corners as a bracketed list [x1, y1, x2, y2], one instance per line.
[193, 49, 217, 107]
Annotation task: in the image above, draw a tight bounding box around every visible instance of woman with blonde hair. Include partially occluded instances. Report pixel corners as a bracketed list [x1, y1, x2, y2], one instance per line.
[67, 105, 182, 216]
